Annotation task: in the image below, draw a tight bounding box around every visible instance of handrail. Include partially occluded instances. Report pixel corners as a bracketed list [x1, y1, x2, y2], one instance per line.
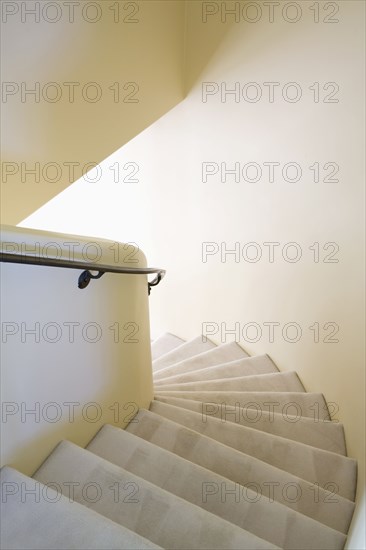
[0, 252, 166, 294]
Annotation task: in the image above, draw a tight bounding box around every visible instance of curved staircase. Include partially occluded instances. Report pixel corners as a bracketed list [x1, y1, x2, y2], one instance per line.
[1, 333, 357, 549]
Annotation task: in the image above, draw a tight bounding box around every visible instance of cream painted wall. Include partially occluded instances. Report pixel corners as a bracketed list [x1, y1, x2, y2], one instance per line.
[1, 0, 185, 224]
[17, 0, 365, 547]
[1, 226, 153, 475]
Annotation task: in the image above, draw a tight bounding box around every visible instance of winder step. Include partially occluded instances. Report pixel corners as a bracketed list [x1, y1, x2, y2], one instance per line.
[87, 424, 352, 548]
[0, 466, 161, 550]
[154, 342, 248, 379]
[33, 441, 279, 550]
[151, 333, 186, 360]
[127, 407, 357, 501]
[154, 371, 305, 392]
[153, 395, 347, 454]
[154, 354, 278, 384]
[153, 336, 217, 371]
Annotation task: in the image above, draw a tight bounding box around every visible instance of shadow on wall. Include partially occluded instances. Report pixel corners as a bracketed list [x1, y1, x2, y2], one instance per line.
[184, 0, 297, 95]
[1, 0, 185, 224]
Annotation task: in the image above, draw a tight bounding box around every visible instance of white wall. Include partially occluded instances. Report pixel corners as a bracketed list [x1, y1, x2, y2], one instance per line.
[19, 1, 365, 547]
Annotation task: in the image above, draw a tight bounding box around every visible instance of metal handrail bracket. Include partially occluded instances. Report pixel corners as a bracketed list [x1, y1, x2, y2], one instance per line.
[0, 252, 166, 294]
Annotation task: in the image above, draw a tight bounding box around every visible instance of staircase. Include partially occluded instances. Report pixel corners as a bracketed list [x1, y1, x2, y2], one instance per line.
[1, 333, 357, 549]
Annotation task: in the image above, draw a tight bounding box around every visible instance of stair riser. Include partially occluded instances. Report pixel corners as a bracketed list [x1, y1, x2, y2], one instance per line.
[154, 371, 305, 392]
[154, 343, 248, 378]
[151, 333, 185, 360]
[152, 337, 216, 372]
[154, 355, 278, 384]
[154, 392, 331, 420]
[154, 397, 346, 455]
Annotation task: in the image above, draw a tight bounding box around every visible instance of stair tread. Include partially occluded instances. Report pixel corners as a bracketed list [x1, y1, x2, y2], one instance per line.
[0, 466, 161, 550]
[33, 441, 279, 550]
[154, 371, 305, 393]
[146, 402, 356, 499]
[86, 424, 350, 548]
[151, 333, 186, 360]
[154, 396, 347, 454]
[154, 342, 248, 379]
[152, 336, 217, 371]
[154, 390, 331, 419]
[127, 409, 356, 502]
[154, 354, 278, 384]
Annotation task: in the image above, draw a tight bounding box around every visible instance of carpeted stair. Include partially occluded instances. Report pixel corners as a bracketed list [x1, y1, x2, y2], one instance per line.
[0, 333, 357, 549]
